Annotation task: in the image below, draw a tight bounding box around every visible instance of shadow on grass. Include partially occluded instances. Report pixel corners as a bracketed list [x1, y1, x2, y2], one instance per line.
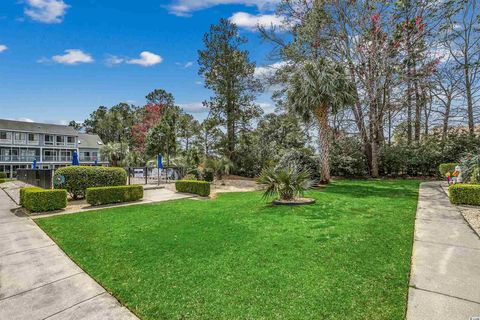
[324, 182, 418, 199]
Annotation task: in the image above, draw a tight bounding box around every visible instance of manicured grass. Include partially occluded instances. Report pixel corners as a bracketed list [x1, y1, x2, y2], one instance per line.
[36, 179, 419, 320]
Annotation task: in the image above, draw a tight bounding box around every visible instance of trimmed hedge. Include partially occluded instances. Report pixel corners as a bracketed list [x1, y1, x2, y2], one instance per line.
[86, 185, 143, 206]
[54, 166, 127, 199]
[449, 184, 480, 205]
[20, 187, 67, 212]
[0, 178, 12, 184]
[175, 180, 210, 197]
[439, 163, 460, 177]
[0, 172, 7, 179]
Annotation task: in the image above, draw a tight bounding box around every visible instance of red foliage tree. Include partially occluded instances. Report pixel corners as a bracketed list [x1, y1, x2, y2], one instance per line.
[131, 103, 165, 151]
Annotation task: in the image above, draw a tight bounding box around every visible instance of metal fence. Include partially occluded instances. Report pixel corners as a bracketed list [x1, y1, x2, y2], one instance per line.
[16, 169, 53, 189]
[126, 167, 185, 185]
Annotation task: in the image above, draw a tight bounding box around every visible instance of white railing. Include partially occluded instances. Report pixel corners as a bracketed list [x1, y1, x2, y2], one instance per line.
[0, 155, 40, 162]
[0, 139, 12, 145]
[43, 156, 73, 162]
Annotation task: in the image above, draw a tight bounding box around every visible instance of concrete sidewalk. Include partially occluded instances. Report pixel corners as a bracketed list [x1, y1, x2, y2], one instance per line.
[0, 189, 139, 320]
[407, 182, 480, 320]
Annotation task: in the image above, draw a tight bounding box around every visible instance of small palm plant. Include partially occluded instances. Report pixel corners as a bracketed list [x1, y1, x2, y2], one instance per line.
[257, 163, 313, 201]
[204, 157, 234, 181]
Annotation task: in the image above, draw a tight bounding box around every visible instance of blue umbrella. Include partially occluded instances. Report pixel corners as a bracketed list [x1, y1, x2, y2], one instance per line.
[32, 159, 37, 170]
[157, 154, 163, 169]
[72, 151, 80, 166]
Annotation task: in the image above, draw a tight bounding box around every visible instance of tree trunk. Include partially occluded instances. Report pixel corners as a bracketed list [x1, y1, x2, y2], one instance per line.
[442, 99, 451, 143]
[464, 65, 475, 135]
[315, 107, 331, 184]
[371, 139, 379, 178]
[413, 58, 421, 142]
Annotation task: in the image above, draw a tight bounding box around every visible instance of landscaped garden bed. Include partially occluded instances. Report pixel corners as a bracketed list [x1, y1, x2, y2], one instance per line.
[36, 179, 419, 320]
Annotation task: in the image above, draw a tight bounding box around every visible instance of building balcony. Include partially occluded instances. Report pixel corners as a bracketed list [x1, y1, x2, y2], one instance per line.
[43, 156, 73, 162]
[0, 155, 41, 162]
[0, 139, 12, 145]
[80, 156, 108, 162]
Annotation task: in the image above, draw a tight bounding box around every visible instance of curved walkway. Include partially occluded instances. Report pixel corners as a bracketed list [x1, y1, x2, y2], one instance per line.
[407, 182, 480, 320]
[0, 189, 139, 320]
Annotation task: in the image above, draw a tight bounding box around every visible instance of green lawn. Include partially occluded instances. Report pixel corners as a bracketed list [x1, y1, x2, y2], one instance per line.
[36, 179, 419, 320]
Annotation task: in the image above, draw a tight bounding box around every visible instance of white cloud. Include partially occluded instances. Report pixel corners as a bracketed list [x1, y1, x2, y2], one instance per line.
[229, 12, 284, 31]
[254, 61, 288, 78]
[17, 117, 35, 123]
[184, 61, 193, 68]
[49, 49, 94, 65]
[195, 80, 203, 85]
[127, 51, 163, 67]
[166, 0, 279, 17]
[178, 102, 206, 113]
[24, 0, 69, 24]
[258, 102, 275, 113]
[0, 45, 7, 53]
[104, 55, 124, 66]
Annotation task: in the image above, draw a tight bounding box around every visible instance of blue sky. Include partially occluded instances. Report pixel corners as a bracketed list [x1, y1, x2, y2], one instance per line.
[0, 0, 283, 124]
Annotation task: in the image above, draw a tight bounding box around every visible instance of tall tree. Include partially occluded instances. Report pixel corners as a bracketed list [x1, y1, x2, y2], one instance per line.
[132, 104, 165, 152]
[198, 117, 223, 157]
[145, 88, 175, 106]
[68, 120, 82, 131]
[198, 18, 262, 162]
[443, 0, 480, 134]
[145, 106, 181, 165]
[178, 113, 200, 152]
[287, 58, 355, 183]
[432, 57, 462, 142]
[84, 103, 137, 144]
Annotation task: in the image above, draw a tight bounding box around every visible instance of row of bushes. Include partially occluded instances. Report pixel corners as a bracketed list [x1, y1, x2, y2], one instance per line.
[20, 187, 67, 212]
[449, 184, 480, 206]
[86, 185, 143, 205]
[54, 166, 127, 199]
[21, 184, 144, 212]
[175, 180, 210, 197]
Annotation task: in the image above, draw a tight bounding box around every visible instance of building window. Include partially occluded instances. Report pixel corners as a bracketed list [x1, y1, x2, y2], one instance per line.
[28, 133, 39, 145]
[14, 132, 26, 142]
[44, 135, 54, 145]
[0, 131, 11, 141]
[56, 136, 65, 145]
[66, 136, 75, 145]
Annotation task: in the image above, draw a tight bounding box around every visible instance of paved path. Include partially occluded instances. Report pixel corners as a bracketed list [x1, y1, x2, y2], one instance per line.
[407, 182, 480, 320]
[0, 188, 139, 320]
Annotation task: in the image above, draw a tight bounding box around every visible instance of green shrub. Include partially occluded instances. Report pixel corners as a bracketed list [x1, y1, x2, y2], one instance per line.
[175, 180, 210, 197]
[54, 166, 127, 199]
[0, 172, 7, 179]
[20, 187, 67, 212]
[330, 137, 368, 177]
[0, 178, 12, 184]
[86, 185, 143, 206]
[470, 167, 480, 184]
[182, 173, 197, 180]
[449, 184, 480, 205]
[203, 169, 214, 182]
[439, 163, 460, 177]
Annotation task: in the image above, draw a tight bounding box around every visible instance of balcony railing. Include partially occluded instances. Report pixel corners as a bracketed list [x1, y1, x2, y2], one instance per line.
[0, 139, 12, 145]
[43, 156, 73, 162]
[80, 156, 108, 162]
[0, 155, 41, 162]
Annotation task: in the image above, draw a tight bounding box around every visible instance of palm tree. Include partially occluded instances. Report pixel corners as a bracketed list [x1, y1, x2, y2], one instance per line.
[287, 58, 355, 184]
